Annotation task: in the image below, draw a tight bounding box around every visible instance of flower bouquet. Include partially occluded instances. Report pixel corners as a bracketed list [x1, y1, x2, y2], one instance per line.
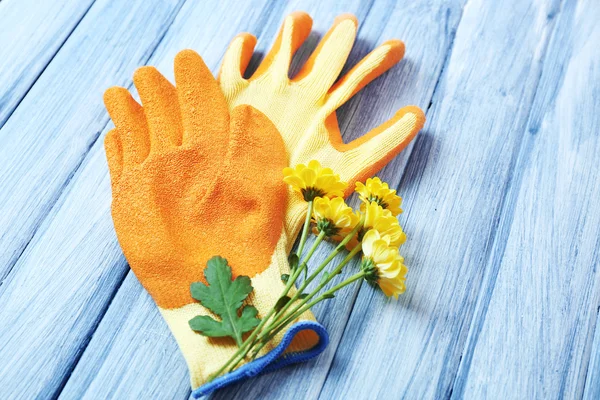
[196, 165, 410, 381]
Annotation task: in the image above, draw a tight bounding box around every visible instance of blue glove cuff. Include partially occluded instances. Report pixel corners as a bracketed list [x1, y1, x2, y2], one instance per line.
[191, 320, 329, 398]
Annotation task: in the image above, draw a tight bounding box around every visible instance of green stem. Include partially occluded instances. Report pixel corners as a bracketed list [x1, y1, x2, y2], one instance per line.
[296, 201, 314, 259]
[210, 204, 323, 379]
[225, 229, 358, 372]
[210, 208, 365, 380]
[270, 216, 365, 326]
[251, 270, 367, 358]
[301, 231, 326, 266]
[209, 232, 311, 379]
[254, 243, 362, 353]
[285, 244, 361, 323]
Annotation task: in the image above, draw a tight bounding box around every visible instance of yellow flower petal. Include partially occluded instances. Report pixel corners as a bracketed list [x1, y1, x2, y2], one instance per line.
[361, 230, 407, 298]
[312, 196, 358, 237]
[283, 160, 348, 201]
[355, 177, 403, 216]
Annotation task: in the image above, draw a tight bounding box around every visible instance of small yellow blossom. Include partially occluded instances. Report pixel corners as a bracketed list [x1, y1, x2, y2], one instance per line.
[361, 201, 406, 247]
[361, 230, 407, 298]
[356, 177, 403, 216]
[378, 254, 407, 298]
[283, 160, 347, 201]
[312, 197, 359, 238]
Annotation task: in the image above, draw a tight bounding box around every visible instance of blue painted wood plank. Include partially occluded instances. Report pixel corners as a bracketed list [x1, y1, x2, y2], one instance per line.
[453, 0, 600, 397]
[319, 0, 567, 398]
[0, 0, 95, 127]
[0, 0, 188, 397]
[584, 309, 600, 400]
[60, 274, 192, 399]
[0, 0, 185, 284]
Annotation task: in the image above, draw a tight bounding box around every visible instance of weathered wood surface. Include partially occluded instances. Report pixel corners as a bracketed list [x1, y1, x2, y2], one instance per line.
[453, 1, 600, 398]
[0, 0, 187, 397]
[0, 0, 95, 127]
[0, 0, 599, 399]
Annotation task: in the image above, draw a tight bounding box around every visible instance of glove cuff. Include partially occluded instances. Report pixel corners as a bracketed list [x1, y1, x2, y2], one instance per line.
[191, 320, 329, 398]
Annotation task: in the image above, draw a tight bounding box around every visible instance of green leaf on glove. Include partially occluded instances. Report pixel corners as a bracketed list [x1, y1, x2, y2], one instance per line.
[189, 256, 260, 347]
[274, 295, 291, 311]
[288, 254, 299, 272]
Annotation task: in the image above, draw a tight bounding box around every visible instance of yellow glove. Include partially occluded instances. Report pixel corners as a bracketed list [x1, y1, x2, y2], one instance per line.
[103, 50, 325, 397]
[219, 12, 425, 241]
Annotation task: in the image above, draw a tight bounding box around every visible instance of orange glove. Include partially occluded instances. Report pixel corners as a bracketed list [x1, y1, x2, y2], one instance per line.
[104, 50, 325, 395]
[219, 12, 426, 241]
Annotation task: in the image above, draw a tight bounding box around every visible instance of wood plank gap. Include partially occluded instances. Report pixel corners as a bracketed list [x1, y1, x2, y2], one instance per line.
[0, 0, 97, 130]
[0, 0, 187, 286]
[583, 301, 600, 399]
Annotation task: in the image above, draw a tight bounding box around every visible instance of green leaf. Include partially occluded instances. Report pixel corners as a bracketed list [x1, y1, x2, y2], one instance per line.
[322, 293, 335, 300]
[299, 293, 309, 299]
[274, 296, 291, 312]
[188, 256, 260, 346]
[281, 274, 290, 283]
[320, 271, 330, 284]
[288, 254, 299, 272]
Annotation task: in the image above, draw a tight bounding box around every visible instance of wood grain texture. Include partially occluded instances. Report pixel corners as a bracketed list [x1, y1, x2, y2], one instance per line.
[0, 0, 185, 284]
[0, 0, 94, 127]
[453, 0, 600, 398]
[319, 0, 570, 398]
[0, 0, 187, 397]
[584, 308, 600, 400]
[0, 0, 599, 399]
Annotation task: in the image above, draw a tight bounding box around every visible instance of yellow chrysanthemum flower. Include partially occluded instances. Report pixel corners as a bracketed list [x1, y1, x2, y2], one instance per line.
[360, 230, 407, 298]
[378, 254, 407, 298]
[361, 201, 406, 247]
[312, 197, 359, 238]
[356, 177, 403, 216]
[283, 160, 348, 201]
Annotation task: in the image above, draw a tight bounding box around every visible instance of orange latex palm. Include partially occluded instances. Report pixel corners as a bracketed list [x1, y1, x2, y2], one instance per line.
[104, 51, 287, 310]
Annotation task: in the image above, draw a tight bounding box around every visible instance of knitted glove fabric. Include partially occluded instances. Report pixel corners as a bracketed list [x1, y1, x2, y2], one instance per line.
[219, 12, 426, 243]
[103, 50, 325, 396]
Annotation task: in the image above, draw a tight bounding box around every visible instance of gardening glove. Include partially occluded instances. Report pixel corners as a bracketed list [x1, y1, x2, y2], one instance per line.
[103, 50, 327, 397]
[219, 12, 425, 243]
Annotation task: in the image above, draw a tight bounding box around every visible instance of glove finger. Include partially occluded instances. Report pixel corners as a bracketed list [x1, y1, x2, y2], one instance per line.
[333, 105, 425, 192]
[252, 11, 312, 80]
[218, 33, 257, 92]
[133, 66, 183, 150]
[103, 86, 150, 164]
[293, 14, 357, 94]
[325, 40, 405, 113]
[104, 129, 123, 186]
[175, 49, 230, 148]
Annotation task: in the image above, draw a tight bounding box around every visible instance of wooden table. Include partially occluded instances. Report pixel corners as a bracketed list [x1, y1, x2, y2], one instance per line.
[0, 0, 599, 398]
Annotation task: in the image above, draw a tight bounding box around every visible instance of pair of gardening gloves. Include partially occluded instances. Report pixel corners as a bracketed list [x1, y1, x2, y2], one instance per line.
[104, 12, 424, 397]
